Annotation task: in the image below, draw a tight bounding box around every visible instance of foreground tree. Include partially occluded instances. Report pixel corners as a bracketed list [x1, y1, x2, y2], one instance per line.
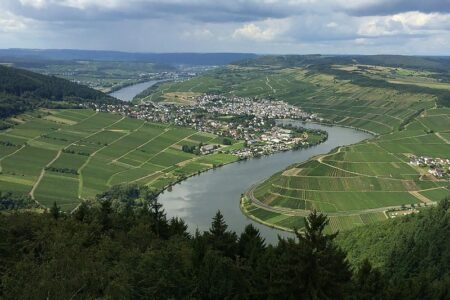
[273, 210, 352, 299]
[206, 210, 238, 257]
[50, 201, 60, 220]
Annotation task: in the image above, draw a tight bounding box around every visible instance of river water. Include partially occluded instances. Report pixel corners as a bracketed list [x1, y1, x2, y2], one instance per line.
[110, 81, 372, 243]
[109, 80, 161, 101]
[159, 122, 372, 244]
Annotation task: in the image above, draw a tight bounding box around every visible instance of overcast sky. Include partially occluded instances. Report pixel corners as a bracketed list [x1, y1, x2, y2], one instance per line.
[1, 0, 450, 55]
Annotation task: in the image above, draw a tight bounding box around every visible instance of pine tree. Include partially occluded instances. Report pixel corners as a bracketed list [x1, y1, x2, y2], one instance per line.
[354, 259, 386, 299]
[146, 191, 168, 238]
[74, 201, 89, 222]
[208, 211, 237, 257]
[50, 201, 60, 220]
[238, 224, 266, 261]
[99, 199, 112, 230]
[168, 217, 189, 238]
[272, 210, 352, 299]
[209, 210, 228, 237]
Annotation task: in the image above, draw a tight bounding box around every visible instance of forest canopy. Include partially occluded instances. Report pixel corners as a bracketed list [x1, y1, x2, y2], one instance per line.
[0, 184, 448, 299]
[0, 65, 118, 119]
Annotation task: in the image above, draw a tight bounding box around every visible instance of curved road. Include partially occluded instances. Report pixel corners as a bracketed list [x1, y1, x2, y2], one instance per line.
[245, 183, 438, 219]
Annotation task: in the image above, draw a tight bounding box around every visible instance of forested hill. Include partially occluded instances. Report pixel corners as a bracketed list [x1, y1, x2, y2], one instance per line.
[0, 65, 117, 119]
[0, 184, 448, 299]
[235, 54, 450, 71]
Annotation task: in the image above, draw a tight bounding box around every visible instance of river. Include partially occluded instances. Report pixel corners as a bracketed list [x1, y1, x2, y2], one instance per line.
[110, 81, 372, 243]
[159, 122, 372, 244]
[109, 80, 161, 101]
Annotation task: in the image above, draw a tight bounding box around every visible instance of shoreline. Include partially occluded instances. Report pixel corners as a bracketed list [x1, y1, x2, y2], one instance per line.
[238, 120, 379, 233]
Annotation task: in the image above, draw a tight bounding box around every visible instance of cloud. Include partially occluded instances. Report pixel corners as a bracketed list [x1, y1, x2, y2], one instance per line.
[233, 19, 290, 42]
[0, 0, 449, 55]
[4, 0, 309, 23]
[347, 0, 450, 16]
[358, 12, 450, 37]
[0, 11, 30, 32]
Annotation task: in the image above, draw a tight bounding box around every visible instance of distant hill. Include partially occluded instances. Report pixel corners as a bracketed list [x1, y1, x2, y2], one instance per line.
[0, 49, 258, 66]
[235, 54, 450, 71]
[0, 65, 117, 119]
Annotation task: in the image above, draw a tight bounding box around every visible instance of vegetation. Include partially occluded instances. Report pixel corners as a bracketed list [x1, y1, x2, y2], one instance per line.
[0, 109, 237, 211]
[0, 65, 118, 119]
[223, 137, 233, 145]
[247, 106, 450, 232]
[143, 55, 450, 232]
[0, 185, 448, 299]
[24, 60, 175, 93]
[337, 198, 450, 299]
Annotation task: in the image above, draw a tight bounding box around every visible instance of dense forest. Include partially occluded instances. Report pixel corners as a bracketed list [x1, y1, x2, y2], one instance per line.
[0, 65, 118, 119]
[0, 184, 448, 299]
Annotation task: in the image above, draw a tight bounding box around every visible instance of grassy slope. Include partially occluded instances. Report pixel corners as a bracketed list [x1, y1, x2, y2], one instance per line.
[0, 109, 237, 211]
[142, 56, 450, 232]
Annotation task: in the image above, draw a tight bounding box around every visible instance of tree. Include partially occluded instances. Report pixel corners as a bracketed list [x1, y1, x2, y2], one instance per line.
[238, 224, 266, 262]
[50, 201, 60, 220]
[195, 250, 247, 299]
[74, 201, 89, 222]
[223, 138, 232, 145]
[272, 210, 352, 299]
[168, 217, 189, 238]
[98, 199, 113, 230]
[207, 211, 238, 258]
[353, 259, 386, 299]
[146, 191, 168, 238]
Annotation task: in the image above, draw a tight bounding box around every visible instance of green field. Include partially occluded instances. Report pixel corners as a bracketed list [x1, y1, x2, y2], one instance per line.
[144, 60, 450, 232]
[139, 64, 439, 135]
[248, 107, 450, 232]
[0, 109, 237, 211]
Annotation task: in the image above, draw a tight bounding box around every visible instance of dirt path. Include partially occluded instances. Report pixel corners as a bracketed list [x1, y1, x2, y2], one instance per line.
[78, 120, 145, 198]
[0, 144, 26, 172]
[436, 132, 450, 144]
[106, 132, 198, 186]
[265, 76, 276, 94]
[409, 191, 433, 204]
[109, 127, 170, 164]
[29, 150, 62, 200]
[245, 184, 437, 218]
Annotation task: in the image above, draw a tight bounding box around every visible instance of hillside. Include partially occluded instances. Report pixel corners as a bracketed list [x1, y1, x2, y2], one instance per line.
[338, 199, 450, 298]
[236, 54, 450, 74]
[0, 109, 237, 211]
[140, 55, 450, 232]
[0, 49, 258, 66]
[0, 186, 448, 299]
[0, 65, 118, 119]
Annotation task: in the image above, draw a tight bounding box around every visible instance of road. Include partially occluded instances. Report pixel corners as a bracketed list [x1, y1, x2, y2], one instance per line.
[245, 184, 438, 218]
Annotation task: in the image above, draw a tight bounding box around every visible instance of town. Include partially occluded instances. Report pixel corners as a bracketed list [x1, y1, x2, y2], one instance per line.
[409, 155, 450, 180]
[88, 94, 327, 158]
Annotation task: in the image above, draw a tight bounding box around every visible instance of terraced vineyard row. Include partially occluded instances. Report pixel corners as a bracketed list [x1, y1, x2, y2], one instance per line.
[0, 109, 237, 211]
[249, 108, 450, 232]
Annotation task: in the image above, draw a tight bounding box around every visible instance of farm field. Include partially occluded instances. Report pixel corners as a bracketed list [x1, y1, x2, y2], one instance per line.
[139, 63, 438, 135]
[0, 109, 237, 211]
[144, 58, 450, 233]
[248, 107, 450, 232]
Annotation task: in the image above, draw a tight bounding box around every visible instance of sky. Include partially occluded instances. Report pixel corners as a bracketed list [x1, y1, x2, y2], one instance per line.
[1, 0, 450, 55]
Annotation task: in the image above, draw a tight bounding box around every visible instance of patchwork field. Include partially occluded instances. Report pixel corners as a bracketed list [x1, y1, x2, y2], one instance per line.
[0, 109, 237, 211]
[247, 108, 450, 232]
[144, 60, 450, 232]
[140, 64, 438, 135]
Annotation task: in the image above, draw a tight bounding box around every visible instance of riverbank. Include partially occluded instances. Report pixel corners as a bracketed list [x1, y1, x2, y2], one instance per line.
[109, 80, 165, 101]
[158, 122, 371, 244]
